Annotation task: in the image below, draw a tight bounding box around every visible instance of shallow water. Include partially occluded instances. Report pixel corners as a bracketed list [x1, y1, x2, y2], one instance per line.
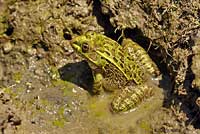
[82, 85, 164, 134]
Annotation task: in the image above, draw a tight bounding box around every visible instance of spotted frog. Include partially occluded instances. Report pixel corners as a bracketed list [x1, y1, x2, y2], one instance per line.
[71, 32, 160, 113]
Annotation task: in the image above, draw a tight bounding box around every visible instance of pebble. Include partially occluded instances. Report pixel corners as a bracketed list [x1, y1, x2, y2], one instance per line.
[27, 48, 37, 56]
[34, 69, 44, 77]
[2, 41, 13, 54]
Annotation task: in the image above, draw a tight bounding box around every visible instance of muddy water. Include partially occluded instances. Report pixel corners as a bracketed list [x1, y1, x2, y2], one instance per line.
[82, 86, 164, 134]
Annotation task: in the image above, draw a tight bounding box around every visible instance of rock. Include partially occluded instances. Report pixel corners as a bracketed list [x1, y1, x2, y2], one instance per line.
[191, 34, 200, 89]
[2, 41, 13, 54]
[27, 48, 37, 56]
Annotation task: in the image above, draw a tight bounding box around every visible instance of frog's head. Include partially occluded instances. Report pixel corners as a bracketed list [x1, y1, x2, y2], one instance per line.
[71, 32, 106, 67]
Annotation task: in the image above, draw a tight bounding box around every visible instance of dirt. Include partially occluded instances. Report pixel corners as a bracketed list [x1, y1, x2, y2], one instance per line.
[0, 0, 200, 133]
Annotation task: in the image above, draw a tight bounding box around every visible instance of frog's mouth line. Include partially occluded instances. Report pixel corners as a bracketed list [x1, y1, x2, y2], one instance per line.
[71, 43, 81, 52]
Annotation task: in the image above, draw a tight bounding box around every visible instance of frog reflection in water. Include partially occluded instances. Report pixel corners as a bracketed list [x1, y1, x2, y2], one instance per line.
[71, 32, 160, 113]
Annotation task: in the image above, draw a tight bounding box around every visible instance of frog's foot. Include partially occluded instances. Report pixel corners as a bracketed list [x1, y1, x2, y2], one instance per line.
[110, 84, 154, 113]
[93, 81, 103, 94]
[92, 73, 104, 94]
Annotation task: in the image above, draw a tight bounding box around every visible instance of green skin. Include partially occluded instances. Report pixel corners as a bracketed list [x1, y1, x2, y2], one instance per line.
[71, 32, 159, 113]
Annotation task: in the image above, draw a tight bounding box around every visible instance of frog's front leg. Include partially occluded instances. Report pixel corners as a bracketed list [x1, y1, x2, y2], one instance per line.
[93, 72, 104, 94]
[93, 73, 120, 93]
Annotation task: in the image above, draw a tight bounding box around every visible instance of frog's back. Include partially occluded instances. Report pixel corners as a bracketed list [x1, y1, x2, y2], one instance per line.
[91, 33, 145, 85]
[122, 39, 160, 77]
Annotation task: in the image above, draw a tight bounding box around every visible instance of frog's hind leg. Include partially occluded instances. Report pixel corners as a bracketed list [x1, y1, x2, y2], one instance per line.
[101, 78, 122, 92]
[102, 63, 127, 92]
[110, 84, 154, 113]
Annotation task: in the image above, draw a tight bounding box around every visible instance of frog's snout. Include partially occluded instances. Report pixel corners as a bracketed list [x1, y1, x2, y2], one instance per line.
[70, 39, 80, 52]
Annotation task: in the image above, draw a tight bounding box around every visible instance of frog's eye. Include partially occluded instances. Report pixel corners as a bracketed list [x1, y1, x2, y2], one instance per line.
[82, 43, 89, 53]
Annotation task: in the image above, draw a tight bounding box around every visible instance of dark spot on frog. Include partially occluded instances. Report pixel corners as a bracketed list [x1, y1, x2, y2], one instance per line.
[58, 60, 94, 93]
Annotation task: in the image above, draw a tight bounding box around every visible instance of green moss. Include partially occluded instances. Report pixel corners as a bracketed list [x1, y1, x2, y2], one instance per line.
[87, 98, 109, 118]
[139, 120, 151, 132]
[58, 106, 65, 117]
[3, 87, 12, 94]
[49, 66, 60, 80]
[3, 87, 17, 98]
[52, 118, 65, 127]
[60, 85, 74, 96]
[51, 79, 67, 87]
[40, 99, 51, 106]
[89, 103, 104, 117]
[13, 72, 22, 83]
[51, 79, 75, 96]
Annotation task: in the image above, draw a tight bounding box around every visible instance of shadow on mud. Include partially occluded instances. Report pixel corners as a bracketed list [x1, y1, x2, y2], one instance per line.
[58, 60, 94, 94]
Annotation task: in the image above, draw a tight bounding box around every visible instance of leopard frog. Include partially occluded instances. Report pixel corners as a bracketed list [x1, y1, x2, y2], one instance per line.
[71, 32, 160, 113]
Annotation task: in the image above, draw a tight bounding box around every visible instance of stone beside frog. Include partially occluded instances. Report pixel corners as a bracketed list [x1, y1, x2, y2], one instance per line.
[71, 32, 161, 113]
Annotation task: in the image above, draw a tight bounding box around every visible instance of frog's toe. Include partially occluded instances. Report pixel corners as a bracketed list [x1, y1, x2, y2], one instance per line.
[93, 81, 103, 94]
